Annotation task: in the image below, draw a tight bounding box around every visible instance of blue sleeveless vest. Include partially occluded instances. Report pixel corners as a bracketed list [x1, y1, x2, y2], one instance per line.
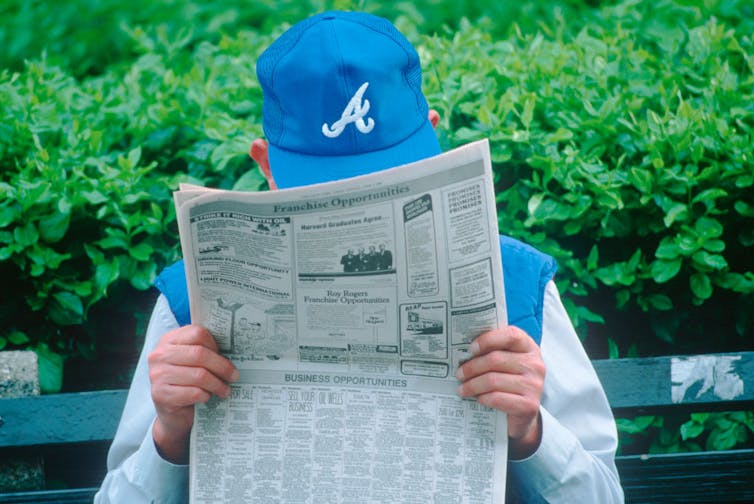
[155, 235, 556, 345]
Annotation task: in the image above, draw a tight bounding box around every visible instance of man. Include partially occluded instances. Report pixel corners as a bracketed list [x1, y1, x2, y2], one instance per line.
[355, 245, 368, 272]
[96, 11, 623, 503]
[377, 243, 393, 271]
[340, 248, 358, 273]
[364, 244, 379, 272]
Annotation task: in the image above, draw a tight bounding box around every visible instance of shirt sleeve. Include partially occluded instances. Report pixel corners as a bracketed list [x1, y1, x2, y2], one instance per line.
[508, 281, 625, 503]
[94, 295, 190, 504]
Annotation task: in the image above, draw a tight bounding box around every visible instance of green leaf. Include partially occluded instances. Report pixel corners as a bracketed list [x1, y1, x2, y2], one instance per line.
[707, 423, 745, 451]
[0, 205, 20, 227]
[35, 344, 64, 394]
[544, 128, 573, 144]
[13, 222, 39, 247]
[511, 129, 530, 143]
[734, 200, 754, 217]
[150, 202, 164, 221]
[627, 249, 641, 270]
[30, 263, 45, 277]
[94, 259, 120, 297]
[717, 272, 754, 293]
[690, 413, 710, 423]
[694, 217, 723, 239]
[232, 169, 266, 192]
[595, 262, 635, 286]
[520, 94, 535, 129]
[71, 281, 92, 298]
[84, 243, 105, 264]
[616, 289, 630, 309]
[626, 344, 639, 358]
[98, 235, 129, 250]
[574, 306, 605, 323]
[81, 190, 108, 205]
[586, 245, 599, 270]
[453, 127, 482, 143]
[607, 338, 619, 359]
[129, 242, 153, 261]
[629, 167, 653, 194]
[645, 294, 673, 311]
[691, 189, 727, 207]
[736, 413, 754, 434]
[582, 98, 599, 117]
[130, 260, 157, 291]
[740, 229, 754, 247]
[38, 211, 71, 243]
[7, 330, 30, 345]
[736, 175, 754, 188]
[123, 192, 151, 205]
[527, 193, 545, 216]
[677, 232, 700, 253]
[49, 292, 84, 325]
[127, 146, 142, 167]
[692, 250, 728, 270]
[563, 221, 581, 235]
[690, 273, 713, 300]
[617, 415, 656, 434]
[650, 259, 682, 283]
[680, 420, 705, 440]
[702, 239, 725, 253]
[655, 239, 680, 259]
[58, 198, 73, 215]
[663, 203, 687, 227]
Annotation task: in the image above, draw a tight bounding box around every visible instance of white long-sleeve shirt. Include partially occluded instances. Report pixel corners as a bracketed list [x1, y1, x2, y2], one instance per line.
[95, 282, 624, 503]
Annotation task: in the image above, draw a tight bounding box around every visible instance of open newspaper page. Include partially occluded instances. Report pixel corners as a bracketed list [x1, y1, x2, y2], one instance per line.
[176, 139, 508, 503]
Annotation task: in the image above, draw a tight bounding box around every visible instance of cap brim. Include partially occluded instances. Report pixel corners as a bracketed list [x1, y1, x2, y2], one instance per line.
[267, 120, 442, 189]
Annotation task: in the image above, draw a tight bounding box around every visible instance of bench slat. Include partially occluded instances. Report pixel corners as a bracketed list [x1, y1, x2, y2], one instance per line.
[617, 449, 754, 503]
[593, 351, 754, 410]
[0, 488, 97, 504]
[0, 390, 127, 448]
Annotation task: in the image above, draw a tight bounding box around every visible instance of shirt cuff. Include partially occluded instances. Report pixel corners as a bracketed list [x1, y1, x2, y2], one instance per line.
[508, 406, 580, 496]
[124, 420, 189, 503]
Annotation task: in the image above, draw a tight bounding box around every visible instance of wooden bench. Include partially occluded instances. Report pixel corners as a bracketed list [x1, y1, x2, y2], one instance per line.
[593, 351, 754, 502]
[1, 351, 752, 502]
[0, 390, 126, 503]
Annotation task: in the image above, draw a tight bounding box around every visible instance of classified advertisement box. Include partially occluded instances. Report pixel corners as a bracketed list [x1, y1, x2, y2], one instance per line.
[175, 139, 508, 503]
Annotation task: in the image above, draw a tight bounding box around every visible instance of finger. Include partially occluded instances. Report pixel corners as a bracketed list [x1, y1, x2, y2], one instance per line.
[474, 390, 530, 415]
[152, 382, 213, 410]
[471, 326, 534, 356]
[162, 325, 219, 352]
[457, 371, 530, 399]
[150, 326, 239, 383]
[157, 344, 239, 384]
[457, 350, 523, 382]
[157, 363, 233, 398]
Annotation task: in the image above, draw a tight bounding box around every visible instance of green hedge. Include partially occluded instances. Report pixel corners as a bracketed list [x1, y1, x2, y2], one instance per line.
[423, 1, 754, 357]
[1, 0, 753, 453]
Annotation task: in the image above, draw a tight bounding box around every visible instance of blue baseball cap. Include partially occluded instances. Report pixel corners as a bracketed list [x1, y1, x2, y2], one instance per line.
[256, 11, 441, 189]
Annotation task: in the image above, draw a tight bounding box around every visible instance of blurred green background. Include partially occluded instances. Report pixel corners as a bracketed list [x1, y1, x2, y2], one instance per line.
[1, 0, 753, 454]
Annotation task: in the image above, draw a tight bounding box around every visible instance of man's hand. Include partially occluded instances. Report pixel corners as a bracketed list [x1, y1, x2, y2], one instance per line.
[455, 326, 545, 459]
[148, 325, 239, 463]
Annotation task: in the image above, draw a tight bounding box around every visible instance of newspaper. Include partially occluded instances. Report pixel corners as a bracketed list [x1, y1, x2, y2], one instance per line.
[175, 139, 508, 503]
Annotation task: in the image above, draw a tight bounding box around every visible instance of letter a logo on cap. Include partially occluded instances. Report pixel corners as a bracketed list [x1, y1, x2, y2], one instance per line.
[322, 82, 375, 138]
